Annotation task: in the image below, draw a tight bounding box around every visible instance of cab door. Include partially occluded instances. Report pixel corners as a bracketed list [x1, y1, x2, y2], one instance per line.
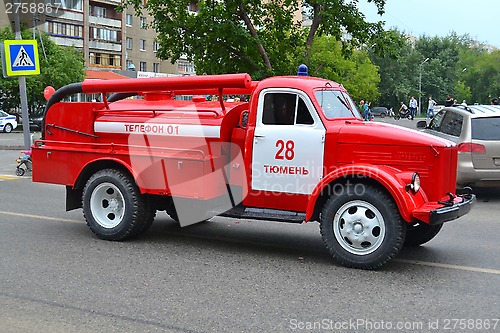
[251, 89, 325, 196]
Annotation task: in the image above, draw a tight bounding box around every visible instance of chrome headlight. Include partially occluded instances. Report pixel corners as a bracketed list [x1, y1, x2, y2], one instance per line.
[406, 172, 420, 193]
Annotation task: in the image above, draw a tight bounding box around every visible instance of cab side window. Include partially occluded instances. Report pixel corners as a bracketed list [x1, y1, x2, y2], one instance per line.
[296, 97, 314, 125]
[262, 93, 314, 125]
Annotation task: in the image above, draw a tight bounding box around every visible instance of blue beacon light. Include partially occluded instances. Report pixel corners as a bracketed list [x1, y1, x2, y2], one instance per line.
[297, 64, 308, 76]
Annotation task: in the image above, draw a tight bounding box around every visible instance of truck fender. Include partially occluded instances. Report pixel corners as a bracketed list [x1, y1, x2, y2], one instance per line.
[73, 157, 140, 190]
[305, 164, 428, 223]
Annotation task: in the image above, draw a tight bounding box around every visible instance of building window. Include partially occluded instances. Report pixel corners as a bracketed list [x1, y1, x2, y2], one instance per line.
[153, 63, 159, 73]
[178, 60, 194, 74]
[114, 55, 121, 68]
[139, 61, 147, 71]
[139, 39, 146, 51]
[91, 27, 119, 42]
[126, 14, 133, 26]
[126, 37, 133, 49]
[56, 0, 82, 11]
[153, 41, 159, 52]
[140, 17, 147, 29]
[47, 21, 83, 38]
[94, 6, 106, 18]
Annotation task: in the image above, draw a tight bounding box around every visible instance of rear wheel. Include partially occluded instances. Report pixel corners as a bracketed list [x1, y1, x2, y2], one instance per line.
[404, 223, 442, 246]
[4, 123, 13, 133]
[82, 169, 153, 240]
[320, 185, 405, 269]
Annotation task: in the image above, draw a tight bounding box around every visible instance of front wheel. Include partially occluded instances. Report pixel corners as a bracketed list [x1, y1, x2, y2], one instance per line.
[320, 185, 405, 269]
[15, 167, 25, 176]
[82, 169, 153, 240]
[404, 223, 442, 246]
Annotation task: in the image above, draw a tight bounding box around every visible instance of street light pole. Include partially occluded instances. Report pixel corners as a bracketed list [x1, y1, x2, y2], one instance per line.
[419, 57, 430, 116]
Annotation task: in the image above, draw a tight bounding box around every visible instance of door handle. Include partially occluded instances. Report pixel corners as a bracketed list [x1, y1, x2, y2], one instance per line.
[254, 134, 266, 138]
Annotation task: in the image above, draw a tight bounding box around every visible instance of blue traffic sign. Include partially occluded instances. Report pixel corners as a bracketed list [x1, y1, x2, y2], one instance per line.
[3, 40, 40, 76]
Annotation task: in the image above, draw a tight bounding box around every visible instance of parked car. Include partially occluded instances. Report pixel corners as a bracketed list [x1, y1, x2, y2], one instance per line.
[29, 112, 44, 131]
[0, 111, 18, 133]
[371, 106, 388, 118]
[417, 105, 500, 188]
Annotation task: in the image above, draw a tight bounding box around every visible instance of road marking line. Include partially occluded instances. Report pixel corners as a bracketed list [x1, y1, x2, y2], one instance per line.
[0, 175, 20, 180]
[396, 259, 500, 275]
[1, 210, 500, 275]
[0, 210, 83, 224]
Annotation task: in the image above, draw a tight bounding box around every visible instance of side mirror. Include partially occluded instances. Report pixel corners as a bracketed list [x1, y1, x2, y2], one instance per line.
[239, 111, 249, 129]
[416, 120, 427, 129]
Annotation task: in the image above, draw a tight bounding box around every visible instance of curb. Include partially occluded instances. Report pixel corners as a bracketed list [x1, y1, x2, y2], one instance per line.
[1, 146, 26, 150]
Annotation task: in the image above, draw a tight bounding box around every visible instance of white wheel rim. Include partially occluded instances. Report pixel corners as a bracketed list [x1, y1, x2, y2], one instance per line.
[90, 182, 125, 228]
[333, 200, 386, 255]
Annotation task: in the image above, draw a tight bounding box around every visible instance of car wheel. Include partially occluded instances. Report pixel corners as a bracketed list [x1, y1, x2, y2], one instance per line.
[404, 223, 442, 246]
[82, 169, 151, 240]
[320, 185, 405, 269]
[4, 123, 13, 133]
[380, 113, 386, 118]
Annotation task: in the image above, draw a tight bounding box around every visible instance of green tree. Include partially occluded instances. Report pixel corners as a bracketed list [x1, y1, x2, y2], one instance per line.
[121, 0, 400, 79]
[0, 26, 85, 114]
[309, 35, 380, 102]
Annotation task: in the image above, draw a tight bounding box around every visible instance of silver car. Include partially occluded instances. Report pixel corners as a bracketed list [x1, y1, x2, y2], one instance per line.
[417, 105, 500, 188]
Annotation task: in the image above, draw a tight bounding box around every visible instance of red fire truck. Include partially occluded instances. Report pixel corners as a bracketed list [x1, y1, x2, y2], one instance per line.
[32, 69, 475, 269]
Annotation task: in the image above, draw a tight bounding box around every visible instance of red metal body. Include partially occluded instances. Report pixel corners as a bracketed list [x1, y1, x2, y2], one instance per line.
[33, 73, 471, 226]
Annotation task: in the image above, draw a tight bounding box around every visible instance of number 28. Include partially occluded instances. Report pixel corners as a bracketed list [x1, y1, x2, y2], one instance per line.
[275, 140, 295, 160]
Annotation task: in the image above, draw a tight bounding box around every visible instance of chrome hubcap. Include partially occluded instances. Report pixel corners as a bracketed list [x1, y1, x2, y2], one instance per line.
[333, 200, 385, 255]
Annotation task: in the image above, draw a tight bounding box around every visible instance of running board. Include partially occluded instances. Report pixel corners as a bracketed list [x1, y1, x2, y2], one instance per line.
[220, 206, 306, 223]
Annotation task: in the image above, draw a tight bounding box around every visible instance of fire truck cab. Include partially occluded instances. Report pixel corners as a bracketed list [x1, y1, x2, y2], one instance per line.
[32, 70, 475, 269]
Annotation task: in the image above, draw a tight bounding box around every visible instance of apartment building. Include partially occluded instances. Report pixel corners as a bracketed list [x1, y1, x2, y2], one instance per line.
[0, 0, 194, 78]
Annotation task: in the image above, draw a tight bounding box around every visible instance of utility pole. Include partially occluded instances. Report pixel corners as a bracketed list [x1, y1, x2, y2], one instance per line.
[14, 0, 32, 150]
[418, 58, 429, 117]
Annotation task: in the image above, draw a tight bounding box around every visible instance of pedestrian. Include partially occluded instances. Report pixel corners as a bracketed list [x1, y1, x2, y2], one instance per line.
[388, 106, 395, 118]
[461, 100, 467, 106]
[491, 97, 499, 105]
[427, 96, 436, 119]
[359, 100, 365, 111]
[409, 96, 417, 120]
[363, 100, 370, 121]
[445, 96, 453, 106]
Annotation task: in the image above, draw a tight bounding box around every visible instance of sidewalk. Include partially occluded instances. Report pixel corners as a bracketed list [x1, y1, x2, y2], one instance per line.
[0, 131, 41, 150]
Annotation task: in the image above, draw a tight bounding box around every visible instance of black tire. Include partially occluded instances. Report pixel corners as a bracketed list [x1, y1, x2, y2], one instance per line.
[15, 167, 25, 176]
[165, 204, 179, 223]
[380, 112, 386, 118]
[320, 185, 405, 269]
[404, 223, 443, 246]
[4, 123, 13, 133]
[137, 196, 156, 235]
[82, 169, 152, 240]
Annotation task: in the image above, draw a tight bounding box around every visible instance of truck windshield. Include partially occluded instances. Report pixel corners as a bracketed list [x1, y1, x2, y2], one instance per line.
[314, 90, 361, 119]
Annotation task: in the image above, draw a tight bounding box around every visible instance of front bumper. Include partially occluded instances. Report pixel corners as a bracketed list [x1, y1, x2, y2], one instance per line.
[429, 193, 476, 225]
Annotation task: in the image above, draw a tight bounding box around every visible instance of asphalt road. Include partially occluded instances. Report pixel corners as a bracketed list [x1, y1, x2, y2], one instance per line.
[0, 149, 499, 333]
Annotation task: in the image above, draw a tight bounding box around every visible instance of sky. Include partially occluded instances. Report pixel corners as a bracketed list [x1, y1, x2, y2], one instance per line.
[358, 0, 500, 49]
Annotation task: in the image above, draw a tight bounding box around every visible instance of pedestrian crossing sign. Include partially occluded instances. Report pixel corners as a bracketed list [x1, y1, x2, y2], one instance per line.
[3, 40, 40, 77]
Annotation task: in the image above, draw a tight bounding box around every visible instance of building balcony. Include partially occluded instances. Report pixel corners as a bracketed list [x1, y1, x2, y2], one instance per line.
[50, 36, 84, 48]
[88, 40, 122, 52]
[89, 16, 121, 28]
[46, 10, 83, 21]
